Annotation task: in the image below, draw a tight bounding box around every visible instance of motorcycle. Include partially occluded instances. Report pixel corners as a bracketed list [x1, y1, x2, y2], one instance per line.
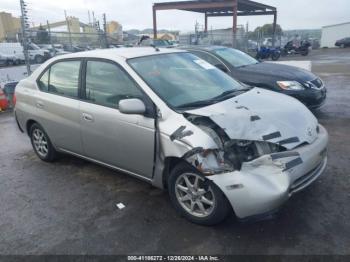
[282, 40, 311, 56]
[255, 46, 281, 61]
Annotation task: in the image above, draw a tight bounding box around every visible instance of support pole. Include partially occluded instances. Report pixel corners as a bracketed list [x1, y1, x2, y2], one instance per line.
[153, 6, 157, 39]
[232, 0, 238, 47]
[64, 10, 73, 49]
[204, 13, 208, 32]
[272, 11, 277, 47]
[103, 13, 108, 48]
[46, 20, 56, 54]
[19, 0, 31, 75]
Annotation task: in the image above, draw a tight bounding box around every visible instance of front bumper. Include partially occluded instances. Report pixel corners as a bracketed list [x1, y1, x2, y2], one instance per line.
[208, 125, 328, 219]
[287, 87, 327, 109]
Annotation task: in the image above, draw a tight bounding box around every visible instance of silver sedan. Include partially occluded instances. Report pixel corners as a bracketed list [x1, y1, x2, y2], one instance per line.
[15, 48, 328, 225]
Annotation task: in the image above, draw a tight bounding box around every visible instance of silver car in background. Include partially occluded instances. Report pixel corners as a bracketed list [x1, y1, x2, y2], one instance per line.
[15, 48, 328, 225]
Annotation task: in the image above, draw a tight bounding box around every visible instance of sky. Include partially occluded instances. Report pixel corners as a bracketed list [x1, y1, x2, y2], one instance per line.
[2, 0, 350, 32]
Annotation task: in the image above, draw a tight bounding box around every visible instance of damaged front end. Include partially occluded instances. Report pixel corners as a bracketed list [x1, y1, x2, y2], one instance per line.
[155, 89, 328, 220]
[181, 113, 287, 176]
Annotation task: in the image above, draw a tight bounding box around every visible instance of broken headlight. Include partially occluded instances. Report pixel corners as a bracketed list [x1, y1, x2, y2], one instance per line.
[224, 140, 285, 170]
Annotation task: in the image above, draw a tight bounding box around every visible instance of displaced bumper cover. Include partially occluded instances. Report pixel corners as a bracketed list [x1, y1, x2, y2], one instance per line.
[207, 125, 328, 219]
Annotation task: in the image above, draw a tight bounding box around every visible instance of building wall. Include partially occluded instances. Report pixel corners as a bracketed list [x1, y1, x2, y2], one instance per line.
[0, 12, 21, 41]
[106, 21, 123, 41]
[321, 22, 350, 47]
[67, 17, 81, 33]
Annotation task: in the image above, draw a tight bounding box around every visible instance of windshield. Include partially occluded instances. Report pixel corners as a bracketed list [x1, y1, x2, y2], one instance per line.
[128, 52, 245, 110]
[213, 48, 258, 68]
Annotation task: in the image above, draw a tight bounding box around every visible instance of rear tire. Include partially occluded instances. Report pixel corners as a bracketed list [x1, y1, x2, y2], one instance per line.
[30, 123, 57, 162]
[271, 52, 281, 61]
[34, 55, 44, 64]
[168, 162, 231, 226]
[301, 50, 309, 56]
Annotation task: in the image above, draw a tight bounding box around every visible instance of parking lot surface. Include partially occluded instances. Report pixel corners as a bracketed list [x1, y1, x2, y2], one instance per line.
[0, 48, 349, 255]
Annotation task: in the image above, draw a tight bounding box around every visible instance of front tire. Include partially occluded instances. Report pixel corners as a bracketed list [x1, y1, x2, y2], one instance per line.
[168, 163, 231, 225]
[30, 123, 57, 162]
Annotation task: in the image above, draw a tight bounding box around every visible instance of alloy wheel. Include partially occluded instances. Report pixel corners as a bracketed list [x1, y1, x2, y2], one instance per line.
[32, 128, 49, 158]
[175, 173, 216, 218]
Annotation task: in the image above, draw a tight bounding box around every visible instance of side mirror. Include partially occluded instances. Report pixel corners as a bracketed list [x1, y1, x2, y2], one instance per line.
[215, 64, 228, 73]
[119, 98, 146, 115]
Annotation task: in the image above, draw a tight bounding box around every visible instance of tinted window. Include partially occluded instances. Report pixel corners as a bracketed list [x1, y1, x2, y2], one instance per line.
[213, 48, 258, 68]
[190, 51, 225, 67]
[85, 61, 144, 108]
[49, 61, 80, 98]
[38, 69, 49, 91]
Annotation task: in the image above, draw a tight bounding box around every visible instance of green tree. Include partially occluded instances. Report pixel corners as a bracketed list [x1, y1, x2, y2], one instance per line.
[248, 24, 283, 39]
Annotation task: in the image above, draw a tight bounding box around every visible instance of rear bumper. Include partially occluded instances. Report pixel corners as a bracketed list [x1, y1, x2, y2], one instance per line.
[14, 110, 24, 133]
[209, 125, 328, 219]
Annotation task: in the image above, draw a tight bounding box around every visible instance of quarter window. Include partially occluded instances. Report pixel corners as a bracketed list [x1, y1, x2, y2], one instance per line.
[85, 60, 144, 108]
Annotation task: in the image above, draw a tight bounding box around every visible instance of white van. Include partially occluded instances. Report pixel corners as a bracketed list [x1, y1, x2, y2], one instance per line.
[0, 42, 50, 64]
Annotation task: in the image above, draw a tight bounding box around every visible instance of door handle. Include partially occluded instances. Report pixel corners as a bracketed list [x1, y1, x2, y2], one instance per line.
[36, 101, 44, 108]
[82, 113, 94, 122]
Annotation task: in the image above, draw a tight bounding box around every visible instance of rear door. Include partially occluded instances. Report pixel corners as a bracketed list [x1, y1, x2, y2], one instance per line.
[35, 59, 83, 154]
[80, 59, 156, 178]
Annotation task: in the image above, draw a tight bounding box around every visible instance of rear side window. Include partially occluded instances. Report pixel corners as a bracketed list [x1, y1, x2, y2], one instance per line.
[85, 60, 144, 108]
[37, 60, 81, 98]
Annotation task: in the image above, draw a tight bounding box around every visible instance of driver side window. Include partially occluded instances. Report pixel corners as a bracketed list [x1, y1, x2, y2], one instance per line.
[85, 60, 144, 108]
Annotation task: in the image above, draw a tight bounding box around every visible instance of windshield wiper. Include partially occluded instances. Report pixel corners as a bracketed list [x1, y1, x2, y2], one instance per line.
[177, 88, 251, 110]
[177, 99, 217, 109]
[213, 88, 251, 101]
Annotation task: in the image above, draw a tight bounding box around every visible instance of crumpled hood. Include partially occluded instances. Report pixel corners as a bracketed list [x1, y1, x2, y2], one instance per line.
[235, 62, 316, 83]
[186, 88, 319, 150]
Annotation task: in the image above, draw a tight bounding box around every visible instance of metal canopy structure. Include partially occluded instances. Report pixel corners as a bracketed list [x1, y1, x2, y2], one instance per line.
[153, 0, 278, 45]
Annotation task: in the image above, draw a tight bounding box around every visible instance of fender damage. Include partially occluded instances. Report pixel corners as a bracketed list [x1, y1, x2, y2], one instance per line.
[155, 88, 328, 219]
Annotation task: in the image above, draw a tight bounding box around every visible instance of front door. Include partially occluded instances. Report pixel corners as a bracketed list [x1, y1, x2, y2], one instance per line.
[80, 59, 155, 178]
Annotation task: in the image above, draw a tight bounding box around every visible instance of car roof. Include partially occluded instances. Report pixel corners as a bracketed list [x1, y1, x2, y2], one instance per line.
[52, 47, 185, 60]
[181, 45, 227, 52]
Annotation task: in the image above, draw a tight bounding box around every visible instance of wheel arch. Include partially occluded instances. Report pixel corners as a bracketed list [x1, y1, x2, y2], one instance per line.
[26, 119, 43, 136]
[162, 156, 189, 189]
